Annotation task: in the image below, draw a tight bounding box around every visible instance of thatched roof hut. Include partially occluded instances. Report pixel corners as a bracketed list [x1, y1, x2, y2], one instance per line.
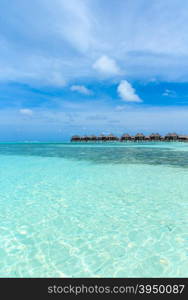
[164, 133, 179, 141]
[144, 135, 151, 140]
[88, 135, 97, 141]
[178, 135, 188, 142]
[80, 135, 88, 142]
[135, 133, 145, 140]
[106, 133, 119, 141]
[120, 133, 131, 141]
[97, 134, 106, 141]
[71, 135, 81, 142]
[149, 133, 161, 141]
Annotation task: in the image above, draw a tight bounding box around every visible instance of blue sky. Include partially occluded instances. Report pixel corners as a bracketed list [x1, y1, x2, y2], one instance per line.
[1, 0, 188, 141]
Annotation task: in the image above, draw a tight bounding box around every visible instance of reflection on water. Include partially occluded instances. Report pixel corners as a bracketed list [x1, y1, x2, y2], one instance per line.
[0, 142, 188, 168]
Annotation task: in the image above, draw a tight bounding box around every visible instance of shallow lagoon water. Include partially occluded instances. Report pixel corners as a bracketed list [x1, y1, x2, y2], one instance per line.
[0, 142, 188, 277]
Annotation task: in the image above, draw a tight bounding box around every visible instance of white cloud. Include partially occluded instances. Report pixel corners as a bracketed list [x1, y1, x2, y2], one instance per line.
[70, 85, 92, 95]
[162, 89, 176, 97]
[117, 80, 142, 102]
[19, 109, 33, 116]
[93, 55, 121, 75]
[1, 0, 188, 84]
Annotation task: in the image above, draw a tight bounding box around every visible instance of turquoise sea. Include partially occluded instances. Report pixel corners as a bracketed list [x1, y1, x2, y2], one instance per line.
[0, 142, 188, 277]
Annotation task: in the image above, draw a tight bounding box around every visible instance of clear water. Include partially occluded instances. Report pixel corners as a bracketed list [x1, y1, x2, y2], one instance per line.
[0, 142, 188, 277]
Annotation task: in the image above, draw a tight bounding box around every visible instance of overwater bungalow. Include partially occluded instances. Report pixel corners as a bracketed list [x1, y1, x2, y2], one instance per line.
[178, 135, 188, 142]
[149, 133, 161, 141]
[80, 135, 88, 142]
[70, 132, 188, 143]
[144, 135, 151, 141]
[97, 134, 106, 141]
[164, 133, 179, 141]
[71, 135, 81, 142]
[88, 135, 97, 141]
[120, 133, 132, 141]
[135, 133, 145, 141]
[106, 133, 119, 141]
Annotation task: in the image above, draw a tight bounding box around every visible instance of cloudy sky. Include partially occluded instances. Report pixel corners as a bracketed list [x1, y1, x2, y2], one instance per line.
[1, 0, 188, 141]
